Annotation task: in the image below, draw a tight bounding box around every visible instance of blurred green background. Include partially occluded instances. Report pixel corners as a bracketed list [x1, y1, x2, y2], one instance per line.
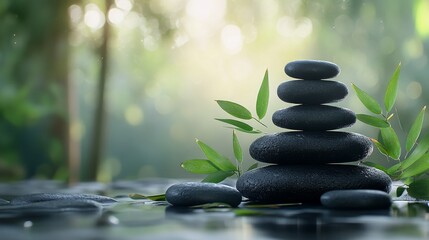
[0, 0, 428, 182]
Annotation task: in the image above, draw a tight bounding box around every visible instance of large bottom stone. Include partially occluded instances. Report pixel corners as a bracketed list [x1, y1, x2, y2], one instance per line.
[236, 165, 391, 203]
[249, 131, 372, 164]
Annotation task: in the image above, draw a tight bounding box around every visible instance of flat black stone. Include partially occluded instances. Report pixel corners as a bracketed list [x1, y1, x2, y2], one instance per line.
[321, 189, 392, 210]
[272, 105, 356, 130]
[0, 198, 9, 205]
[0, 199, 102, 214]
[236, 165, 392, 203]
[284, 60, 340, 79]
[249, 131, 372, 164]
[277, 80, 348, 104]
[166, 182, 242, 207]
[10, 193, 117, 205]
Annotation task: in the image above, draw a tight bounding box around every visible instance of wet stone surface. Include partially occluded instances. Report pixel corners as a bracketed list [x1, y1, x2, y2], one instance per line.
[0, 180, 428, 240]
[166, 182, 242, 207]
[321, 189, 392, 210]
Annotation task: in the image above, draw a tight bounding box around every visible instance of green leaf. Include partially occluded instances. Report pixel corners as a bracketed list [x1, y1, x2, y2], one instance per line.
[181, 159, 220, 174]
[202, 171, 235, 183]
[256, 69, 269, 120]
[247, 163, 258, 171]
[396, 186, 406, 197]
[196, 139, 237, 172]
[406, 106, 426, 152]
[215, 118, 253, 131]
[190, 202, 232, 209]
[234, 209, 265, 216]
[384, 63, 401, 113]
[362, 161, 388, 173]
[232, 131, 242, 163]
[400, 153, 429, 178]
[380, 127, 401, 160]
[129, 193, 166, 201]
[231, 128, 262, 134]
[216, 100, 252, 120]
[387, 162, 402, 176]
[402, 133, 429, 169]
[407, 177, 429, 200]
[356, 114, 390, 128]
[351, 84, 382, 114]
[370, 138, 389, 157]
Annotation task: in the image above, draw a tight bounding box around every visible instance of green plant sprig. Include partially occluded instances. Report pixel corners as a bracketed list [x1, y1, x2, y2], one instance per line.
[352, 63, 429, 199]
[181, 70, 269, 183]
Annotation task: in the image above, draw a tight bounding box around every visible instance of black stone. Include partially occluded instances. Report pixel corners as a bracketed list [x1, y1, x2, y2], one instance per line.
[277, 80, 348, 104]
[166, 182, 242, 207]
[0, 199, 102, 214]
[0, 198, 9, 205]
[10, 193, 117, 205]
[320, 189, 392, 210]
[249, 131, 372, 164]
[236, 165, 392, 203]
[284, 60, 340, 79]
[272, 105, 356, 130]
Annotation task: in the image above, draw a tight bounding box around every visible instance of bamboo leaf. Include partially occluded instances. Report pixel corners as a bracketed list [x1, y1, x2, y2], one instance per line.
[384, 63, 401, 113]
[230, 127, 262, 134]
[352, 84, 382, 114]
[202, 171, 235, 183]
[232, 131, 243, 163]
[356, 114, 390, 128]
[215, 118, 253, 131]
[129, 193, 166, 201]
[216, 100, 252, 120]
[181, 159, 220, 174]
[400, 153, 429, 178]
[407, 177, 429, 200]
[406, 106, 426, 152]
[256, 69, 269, 120]
[402, 133, 429, 169]
[196, 139, 237, 171]
[370, 138, 389, 157]
[380, 127, 401, 160]
[247, 163, 258, 171]
[387, 162, 401, 176]
[363, 161, 388, 173]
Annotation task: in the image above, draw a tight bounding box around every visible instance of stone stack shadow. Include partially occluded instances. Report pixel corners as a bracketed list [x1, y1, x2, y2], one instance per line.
[236, 60, 392, 203]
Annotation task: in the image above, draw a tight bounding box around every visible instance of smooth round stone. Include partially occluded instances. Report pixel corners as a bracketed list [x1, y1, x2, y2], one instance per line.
[10, 193, 117, 205]
[166, 182, 242, 207]
[236, 165, 392, 203]
[249, 131, 372, 164]
[272, 105, 356, 130]
[321, 189, 392, 210]
[285, 60, 340, 79]
[277, 80, 348, 104]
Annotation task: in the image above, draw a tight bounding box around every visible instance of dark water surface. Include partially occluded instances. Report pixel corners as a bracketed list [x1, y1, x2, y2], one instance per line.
[0, 180, 428, 240]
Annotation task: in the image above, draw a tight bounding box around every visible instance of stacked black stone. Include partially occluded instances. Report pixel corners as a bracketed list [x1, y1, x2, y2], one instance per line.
[237, 60, 392, 203]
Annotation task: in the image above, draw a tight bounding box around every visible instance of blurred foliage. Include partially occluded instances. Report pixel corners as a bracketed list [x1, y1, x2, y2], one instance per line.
[1, 0, 429, 181]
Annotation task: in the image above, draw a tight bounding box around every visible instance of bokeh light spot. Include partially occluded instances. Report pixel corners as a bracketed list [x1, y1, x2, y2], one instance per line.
[124, 105, 144, 126]
[406, 81, 422, 99]
[221, 25, 243, 54]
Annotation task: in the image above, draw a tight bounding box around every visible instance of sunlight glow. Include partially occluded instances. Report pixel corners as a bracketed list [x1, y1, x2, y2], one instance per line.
[115, 0, 133, 12]
[221, 25, 243, 54]
[84, 4, 105, 30]
[108, 8, 125, 25]
[277, 16, 313, 39]
[185, 0, 226, 39]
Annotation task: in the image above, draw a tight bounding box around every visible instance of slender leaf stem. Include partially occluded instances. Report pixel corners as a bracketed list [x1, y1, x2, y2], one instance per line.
[253, 117, 267, 128]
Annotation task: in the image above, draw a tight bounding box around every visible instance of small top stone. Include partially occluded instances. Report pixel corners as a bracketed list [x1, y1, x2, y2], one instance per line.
[285, 60, 340, 79]
[166, 182, 242, 207]
[320, 189, 392, 210]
